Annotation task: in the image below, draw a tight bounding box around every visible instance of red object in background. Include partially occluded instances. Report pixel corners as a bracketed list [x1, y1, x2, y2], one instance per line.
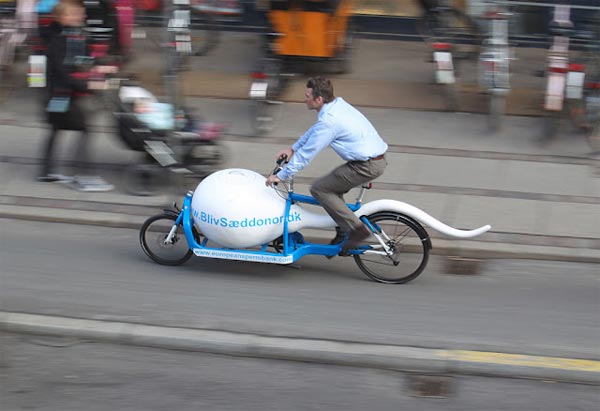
[135, 0, 243, 14]
[89, 43, 110, 58]
[115, 0, 134, 54]
[135, 0, 161, 12]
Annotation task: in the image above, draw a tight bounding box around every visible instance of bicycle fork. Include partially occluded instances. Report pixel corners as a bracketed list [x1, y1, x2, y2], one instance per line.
[164, 208, 185, 245]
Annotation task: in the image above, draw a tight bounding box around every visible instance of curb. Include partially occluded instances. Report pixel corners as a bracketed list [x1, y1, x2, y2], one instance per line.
[1, 311, 599, 385]
[2, 203, 600, 264]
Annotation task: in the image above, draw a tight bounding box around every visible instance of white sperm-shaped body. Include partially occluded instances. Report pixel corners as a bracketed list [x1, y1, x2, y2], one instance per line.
[191, 169, 491, 248]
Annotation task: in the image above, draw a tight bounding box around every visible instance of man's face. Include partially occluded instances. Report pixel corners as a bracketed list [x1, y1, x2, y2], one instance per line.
[305, 88, 323, 111]
[59, 5, 86, 27]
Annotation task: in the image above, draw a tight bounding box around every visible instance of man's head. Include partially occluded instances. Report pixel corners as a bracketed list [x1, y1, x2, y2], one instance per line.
[53, 0, 86, 27]
[305, 77, 334, 111]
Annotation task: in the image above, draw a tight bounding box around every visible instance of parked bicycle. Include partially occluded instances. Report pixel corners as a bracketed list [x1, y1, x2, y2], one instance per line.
[416, 0, 482, 61]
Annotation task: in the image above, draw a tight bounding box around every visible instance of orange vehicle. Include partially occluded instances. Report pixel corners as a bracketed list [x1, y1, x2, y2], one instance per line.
[265, 0, 354, 67]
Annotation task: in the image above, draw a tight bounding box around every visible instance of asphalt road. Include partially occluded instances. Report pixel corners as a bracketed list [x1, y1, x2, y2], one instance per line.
[1, 219, 598, 359]
[2, 332, 598, 411]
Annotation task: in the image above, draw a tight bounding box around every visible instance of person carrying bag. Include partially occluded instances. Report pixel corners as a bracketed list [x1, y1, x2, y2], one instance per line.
[38, 0, 113, 192]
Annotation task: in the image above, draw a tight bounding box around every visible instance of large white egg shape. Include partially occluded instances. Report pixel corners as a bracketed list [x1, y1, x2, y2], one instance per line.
[191, 168, 289, 248]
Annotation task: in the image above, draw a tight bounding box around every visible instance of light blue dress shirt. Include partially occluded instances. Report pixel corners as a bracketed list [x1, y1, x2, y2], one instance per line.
[277, 97, 388, 181]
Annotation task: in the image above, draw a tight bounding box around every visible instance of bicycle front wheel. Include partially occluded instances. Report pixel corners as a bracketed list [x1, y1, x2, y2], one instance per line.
[140, 214, 194, 265]
[354, 212, 430, 284]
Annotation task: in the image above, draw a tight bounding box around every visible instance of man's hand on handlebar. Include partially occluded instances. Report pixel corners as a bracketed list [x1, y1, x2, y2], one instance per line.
[266, 149, 291, 187]
[276, 147, 294, 162]
[265, 174, 281, 187]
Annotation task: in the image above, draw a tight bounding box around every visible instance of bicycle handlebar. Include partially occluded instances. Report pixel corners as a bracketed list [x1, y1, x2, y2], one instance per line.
[276, 154, 288, 165]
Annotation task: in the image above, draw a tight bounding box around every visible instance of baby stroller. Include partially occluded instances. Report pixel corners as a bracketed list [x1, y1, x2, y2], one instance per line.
[114, 83, 228, 196]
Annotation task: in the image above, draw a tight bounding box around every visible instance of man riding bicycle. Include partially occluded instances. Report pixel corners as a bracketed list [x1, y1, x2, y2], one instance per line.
[266, 76, 388, 253]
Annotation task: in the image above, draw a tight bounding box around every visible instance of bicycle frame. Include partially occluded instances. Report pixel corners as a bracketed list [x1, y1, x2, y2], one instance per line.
[177, 188, 366, 264]
[165, 171, 491, 265]
[141, 166, 490, 283]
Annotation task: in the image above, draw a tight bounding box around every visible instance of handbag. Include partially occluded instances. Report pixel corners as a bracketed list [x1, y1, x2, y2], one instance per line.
[46, 96, 70, 113]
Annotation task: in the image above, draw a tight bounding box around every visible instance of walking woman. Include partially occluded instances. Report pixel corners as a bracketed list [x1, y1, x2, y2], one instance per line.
[38, 0, 113, 191]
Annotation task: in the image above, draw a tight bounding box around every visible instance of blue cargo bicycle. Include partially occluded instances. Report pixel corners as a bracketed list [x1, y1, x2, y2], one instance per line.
[140, 158, 491, 284]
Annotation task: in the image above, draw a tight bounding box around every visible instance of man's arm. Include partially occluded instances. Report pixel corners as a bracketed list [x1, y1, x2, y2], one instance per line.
[276, 120, 336, 181]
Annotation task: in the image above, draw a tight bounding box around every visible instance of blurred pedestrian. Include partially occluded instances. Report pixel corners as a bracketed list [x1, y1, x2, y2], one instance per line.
[265, 76, 388, 253]
[38, 0, 113, 191]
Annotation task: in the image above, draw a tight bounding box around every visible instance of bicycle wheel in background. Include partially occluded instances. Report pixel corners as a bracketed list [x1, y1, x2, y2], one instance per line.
[190, 10, 219, 56]
[353, 212, 431, 284]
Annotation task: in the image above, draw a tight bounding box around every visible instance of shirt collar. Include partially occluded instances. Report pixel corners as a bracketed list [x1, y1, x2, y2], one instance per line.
[318, 97, 340, 119]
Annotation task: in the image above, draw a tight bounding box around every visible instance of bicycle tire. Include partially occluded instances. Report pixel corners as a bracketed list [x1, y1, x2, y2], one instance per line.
[140, 213, 195, 265]
[353, 212, 430, 284]
[190, 11, 219, 56]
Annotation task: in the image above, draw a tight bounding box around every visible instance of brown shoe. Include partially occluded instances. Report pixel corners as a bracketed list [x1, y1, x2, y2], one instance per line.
[329, 228, 347, 245]
[341, 224, 371, 254]
[326, 228, 347, 259]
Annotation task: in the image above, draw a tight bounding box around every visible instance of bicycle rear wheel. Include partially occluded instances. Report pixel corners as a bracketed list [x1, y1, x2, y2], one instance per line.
[140, 213, 196, 265]
[354, 212, 430, 284]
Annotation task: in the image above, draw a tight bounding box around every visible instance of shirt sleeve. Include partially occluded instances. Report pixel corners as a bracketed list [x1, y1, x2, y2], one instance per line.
[277, 118, 336, 181]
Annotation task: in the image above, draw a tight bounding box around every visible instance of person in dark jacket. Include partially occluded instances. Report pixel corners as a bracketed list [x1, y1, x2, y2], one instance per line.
[38, 0, 113, 191]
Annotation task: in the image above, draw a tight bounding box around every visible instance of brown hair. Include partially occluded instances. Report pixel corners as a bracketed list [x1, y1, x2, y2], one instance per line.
[306, 76, 335, 103]
[52, 0, 84, 18]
